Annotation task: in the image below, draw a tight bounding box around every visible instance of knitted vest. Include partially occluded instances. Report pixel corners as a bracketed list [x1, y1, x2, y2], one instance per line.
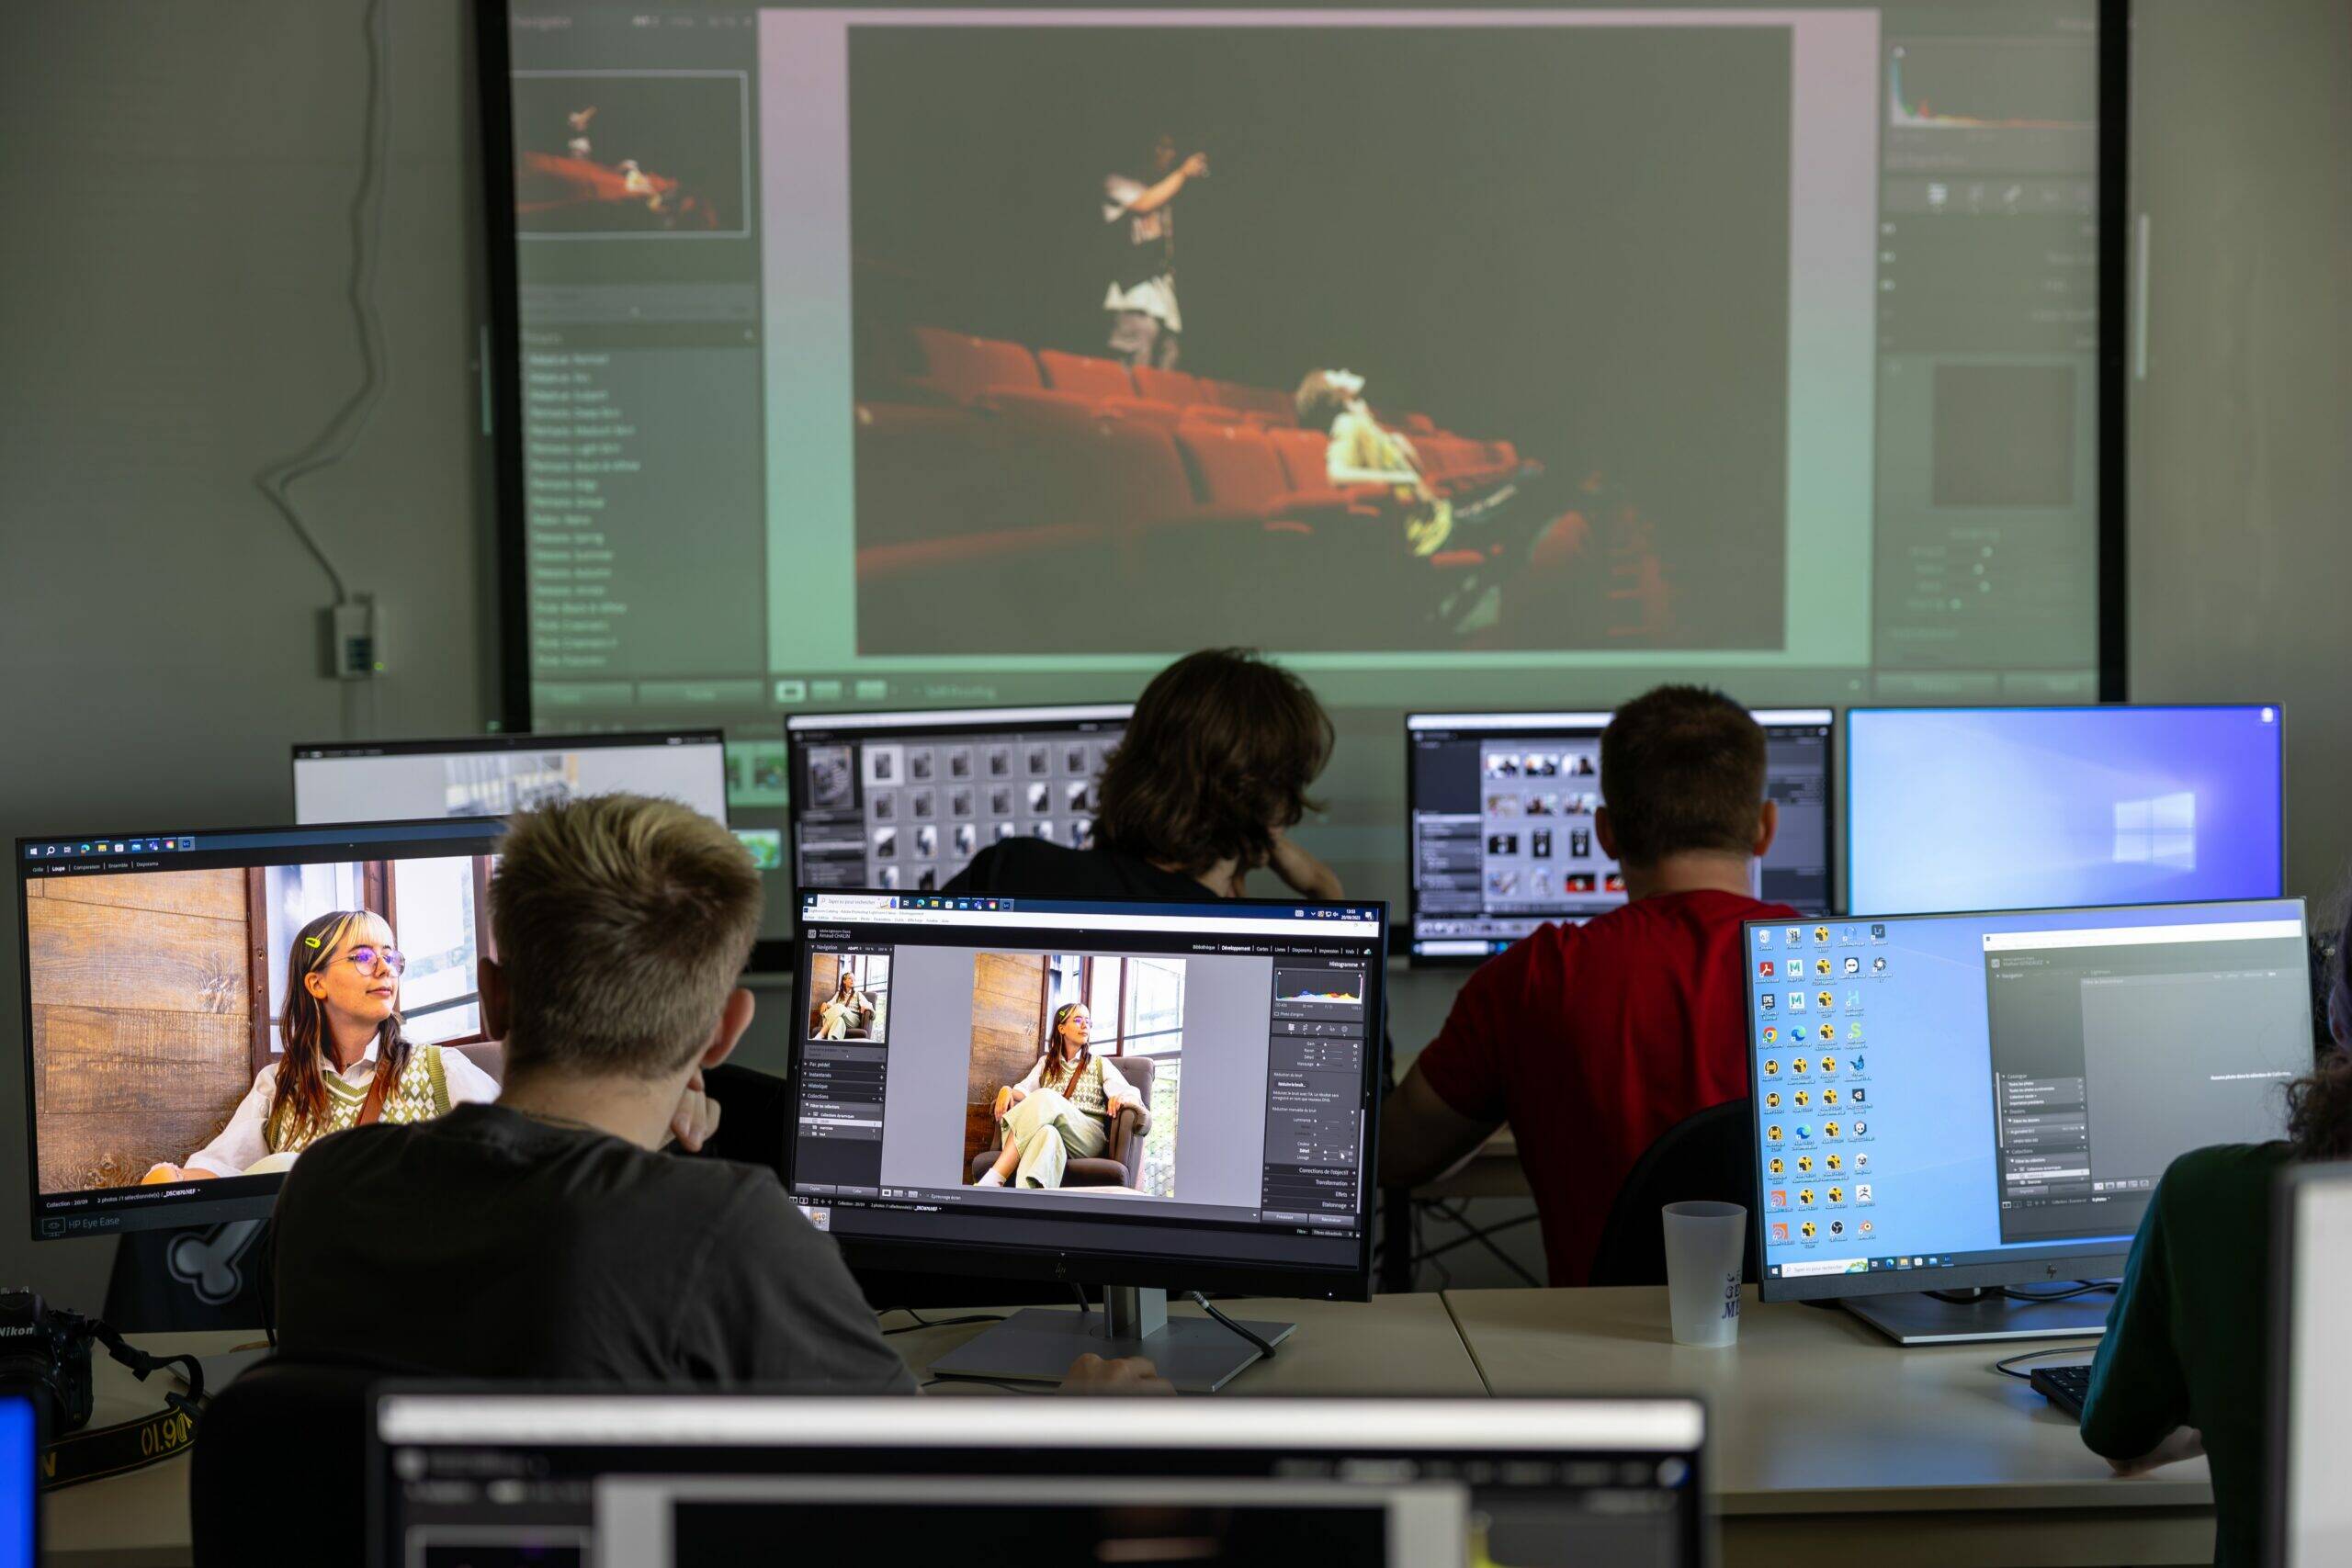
[266, 1043, 451, 1156]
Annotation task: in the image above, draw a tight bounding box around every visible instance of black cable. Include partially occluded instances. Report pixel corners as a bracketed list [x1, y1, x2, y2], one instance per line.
[1187, 1292, 1276, 1362]
[1999, 1281, 2117, 1303]
[879, 1308, 1005, 1337]
[921, 1376, 1041, 1393]
[1993, 1345, 2099, 1381]
[1071, 1284, 1091, 1317]
[1413, 1200, 1542, 1289]
[253, 0, 394, 606]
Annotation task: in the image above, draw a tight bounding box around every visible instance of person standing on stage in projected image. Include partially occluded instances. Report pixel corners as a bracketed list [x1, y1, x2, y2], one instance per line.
[1102, 132, 1209, 370]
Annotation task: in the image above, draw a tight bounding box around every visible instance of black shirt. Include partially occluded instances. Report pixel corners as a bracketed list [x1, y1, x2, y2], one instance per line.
[943, 838, 1208, 900]
[269, 1103, 915, 1390]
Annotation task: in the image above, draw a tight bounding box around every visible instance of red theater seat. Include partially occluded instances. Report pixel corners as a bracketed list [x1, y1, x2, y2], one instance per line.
[1038, 351, 1138, 402]
[906, 326, 1046, 403]
[1132, 367, 1203, 408]
[1175, 423, 1363, 526]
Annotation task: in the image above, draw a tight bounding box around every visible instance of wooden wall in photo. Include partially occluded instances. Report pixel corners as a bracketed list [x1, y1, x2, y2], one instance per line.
[807, 952, 844, 1035]
[963, 951, 1046, 1172]
[26, 869, 255, 1190]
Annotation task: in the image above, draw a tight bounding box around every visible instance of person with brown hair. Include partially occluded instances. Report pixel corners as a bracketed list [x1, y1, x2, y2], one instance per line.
[271, 795, 1161, 1392]
[2075, 901, 2352, 1568]
[145, 909, 499, 1181]
[944, 649, 1344, 903]
[975, 1001, 1143, 1190]
[1378, 684, 1797, 1286]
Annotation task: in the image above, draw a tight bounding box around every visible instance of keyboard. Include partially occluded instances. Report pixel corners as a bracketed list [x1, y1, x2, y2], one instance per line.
[2030, 1362, 2093, 1418]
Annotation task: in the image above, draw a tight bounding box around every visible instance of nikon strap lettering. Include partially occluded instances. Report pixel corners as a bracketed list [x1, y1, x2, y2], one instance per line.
[39, 1324, 205, 1492]
[40, 1403, 198, 1491]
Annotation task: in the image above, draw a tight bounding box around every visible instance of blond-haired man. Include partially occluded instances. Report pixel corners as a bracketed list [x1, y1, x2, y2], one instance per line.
[272, 795, 1159, 1390]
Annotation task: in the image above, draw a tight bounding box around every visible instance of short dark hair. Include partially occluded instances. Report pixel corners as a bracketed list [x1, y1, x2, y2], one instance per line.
[1598, 685, 1768, 867]
[491, 795, 763, 1079]
[1095, 649, 1334, 878]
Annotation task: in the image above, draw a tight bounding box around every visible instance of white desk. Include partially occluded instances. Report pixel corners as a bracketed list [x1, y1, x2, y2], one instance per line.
[886, 1292, 1487, 1397]
[1444, 1285, 2215, 1567]
[44, 1330, 253, 1568]
[50, 1292, 2217, 1567]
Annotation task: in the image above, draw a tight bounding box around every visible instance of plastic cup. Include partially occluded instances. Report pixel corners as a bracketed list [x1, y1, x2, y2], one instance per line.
[1662, 1201, 1747, 1347]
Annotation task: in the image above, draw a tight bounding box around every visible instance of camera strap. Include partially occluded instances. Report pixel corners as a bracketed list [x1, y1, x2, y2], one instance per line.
[39, 1321, 206, 1493]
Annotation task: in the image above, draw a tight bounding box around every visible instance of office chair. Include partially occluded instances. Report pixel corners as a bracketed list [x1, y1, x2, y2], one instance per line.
[190, 1359, 380, 1568]
[1588, 1099, 1759, 1288]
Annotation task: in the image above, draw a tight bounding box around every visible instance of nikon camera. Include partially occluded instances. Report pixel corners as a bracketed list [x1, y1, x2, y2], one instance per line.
[0, 1289, 94, 1434]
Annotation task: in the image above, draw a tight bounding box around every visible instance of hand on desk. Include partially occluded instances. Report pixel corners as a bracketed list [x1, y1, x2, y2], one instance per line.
[2108, 1426, 2204, 1477]
[1060, 1353, 1174, 1394]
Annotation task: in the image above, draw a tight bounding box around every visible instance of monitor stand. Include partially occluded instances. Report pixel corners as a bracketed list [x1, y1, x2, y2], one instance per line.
[925, 1287, 1295, 1393]
[1841, 1287, 2115, 1346]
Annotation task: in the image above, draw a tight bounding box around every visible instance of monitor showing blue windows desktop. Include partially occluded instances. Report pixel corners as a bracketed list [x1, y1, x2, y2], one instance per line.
[1847, 705, 2285, 916]
[1745, 898, 2310, 1308]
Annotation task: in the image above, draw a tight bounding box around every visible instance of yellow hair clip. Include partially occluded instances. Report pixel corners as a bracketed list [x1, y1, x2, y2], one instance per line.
[303, 936, 322, 948]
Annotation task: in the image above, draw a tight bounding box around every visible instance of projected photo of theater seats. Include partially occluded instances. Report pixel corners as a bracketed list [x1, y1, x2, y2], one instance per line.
[844, 22, 1792, 655]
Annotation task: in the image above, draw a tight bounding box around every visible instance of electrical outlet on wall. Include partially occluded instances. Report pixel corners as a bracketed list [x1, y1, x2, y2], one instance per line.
[322, 594, 382, 680]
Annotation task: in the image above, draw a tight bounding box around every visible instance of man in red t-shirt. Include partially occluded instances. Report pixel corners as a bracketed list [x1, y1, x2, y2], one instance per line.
[1380, 686, 1795, 1287]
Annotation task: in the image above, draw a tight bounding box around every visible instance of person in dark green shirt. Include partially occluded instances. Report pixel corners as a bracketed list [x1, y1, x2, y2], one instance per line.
[2079, 904, 2352, 1568]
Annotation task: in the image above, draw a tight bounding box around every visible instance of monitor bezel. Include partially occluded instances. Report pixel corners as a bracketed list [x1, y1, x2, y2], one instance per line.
[1841, 702, 2287, 916]
[2269, 1159, 2352, 1568]
[1402, 705, 1839, 966]
[785, 889, 1387, 1303]
[473, 0, 2133, 810]
[368, 1387, 1710, 1568]
[1745, 894, 2311, 1304]
[16, 816, 508, 1243]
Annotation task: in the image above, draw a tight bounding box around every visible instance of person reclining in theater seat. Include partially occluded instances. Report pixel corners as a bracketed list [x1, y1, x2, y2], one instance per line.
[1295, 369, 1454, 557]
[271, 794, 1164, 1392]
[1378, 685, 1798, 1286]
[944, 648, 1345, 906]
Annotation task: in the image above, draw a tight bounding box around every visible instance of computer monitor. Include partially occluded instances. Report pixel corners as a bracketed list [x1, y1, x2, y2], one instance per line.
[1846, 705, 2286, 915]
[16, 818, 506, 1239]
[789, 888, 1385, 1387]
[2272, 1161, 2352, 1568]
[784, 704, 1133, 897]
[292, 729, 730, 837]
[1406, 707, 1836, 960]
[288, 728, 774, 955]
[372, 1391, 1707, 1568]
[0, 1393, 32, 1568]
[1743, 898, 2312, 1343]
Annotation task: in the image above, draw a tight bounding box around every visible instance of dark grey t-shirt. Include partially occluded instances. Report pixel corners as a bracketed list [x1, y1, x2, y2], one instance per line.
[269, 1102, 915, 1391]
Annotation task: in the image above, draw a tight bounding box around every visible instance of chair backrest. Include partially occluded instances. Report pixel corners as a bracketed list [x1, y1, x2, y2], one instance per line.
[1132, 366, 1201, 407]
[1036, 350, 1138, 403]
[1173, 423, 1289, 512]
[909, 326, 1044, 402]
[1269, 427, 1336, 492]
[191, 1359, 380, 1568]
[1587, 1099, 1758, 1288]
[1107, 1055, 1158, 1183]
[452, 1039, 505, 1084]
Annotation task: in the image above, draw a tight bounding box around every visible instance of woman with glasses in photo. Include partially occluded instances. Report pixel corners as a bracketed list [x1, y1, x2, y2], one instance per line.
[142, 908, 501, 1181]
